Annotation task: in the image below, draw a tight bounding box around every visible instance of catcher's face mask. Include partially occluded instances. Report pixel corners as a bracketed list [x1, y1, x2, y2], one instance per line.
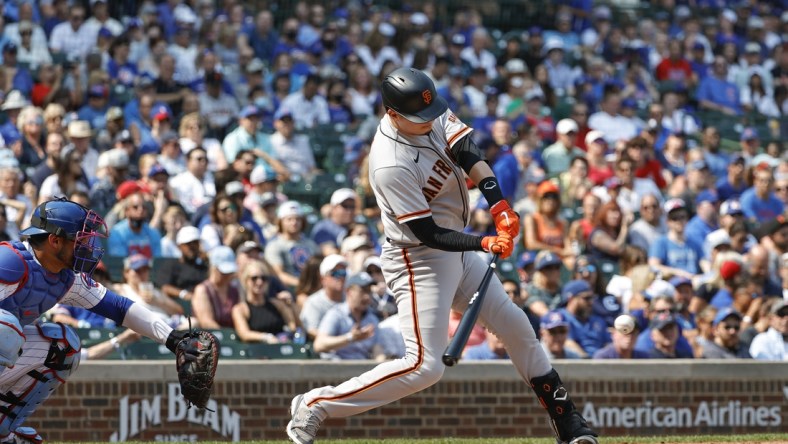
[72, 209, 108, 276]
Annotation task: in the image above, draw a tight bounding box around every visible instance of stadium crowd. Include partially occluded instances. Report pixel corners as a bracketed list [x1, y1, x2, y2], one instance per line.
[0, 0, 785, 361]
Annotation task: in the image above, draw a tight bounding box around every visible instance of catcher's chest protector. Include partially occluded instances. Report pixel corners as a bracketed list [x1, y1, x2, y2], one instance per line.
[0, 242, 76, 326]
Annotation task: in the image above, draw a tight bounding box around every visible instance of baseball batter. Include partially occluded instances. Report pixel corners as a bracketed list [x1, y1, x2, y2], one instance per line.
[0, 198, 199, 444]
[287, 68, 598, 444]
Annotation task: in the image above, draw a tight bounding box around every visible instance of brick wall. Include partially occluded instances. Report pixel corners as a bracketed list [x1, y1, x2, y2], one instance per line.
[25, 361, 788, 441]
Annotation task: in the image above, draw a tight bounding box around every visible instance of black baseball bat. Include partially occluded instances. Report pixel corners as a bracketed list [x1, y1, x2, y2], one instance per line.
[442, 254, 499, 367]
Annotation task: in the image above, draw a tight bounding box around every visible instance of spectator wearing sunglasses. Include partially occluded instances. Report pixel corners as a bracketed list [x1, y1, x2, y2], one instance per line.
[633, 293, 694, 358]
[699, 308, 751, 359]
[749, 300, 788, 361]
[299, 254, 348, 339]
[233, 259, 299, 344]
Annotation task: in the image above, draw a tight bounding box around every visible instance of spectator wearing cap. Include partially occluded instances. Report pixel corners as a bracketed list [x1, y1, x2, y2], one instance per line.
[584, 130, 612, 186]
[198, 70, 240, 139]
[0, 90, 28, 146]
[314, 271, 385, 361]
[232, 259, 299, 344]
[244, 166, 281, 226]
[153, 54, 188, 117]
[192, 245, 241, 329]
[523, 251, 564, 318]
[89, 148, 130, 216]
[1, 42, 32, 96]
[636, 312, 689, 358]
[649, 198, 704, 279]
[539, 310, 582, 360]
[300, 254, 349, 339]
[523, 181, 570, 257]
[169, 146, 216, 215]
[701, 229, 734, 272]
[95, 107, 125, 152]
[311, 188, 358, 255]
[708, 257, 748, 309]
[588, 89, 638, 145]
[264, 201, 319, 288]
[155, 225, 210, 301]
[64, 119, 100, 183]
[78, 84, 110, 131]
[108, 191, 163, 258]
[117, 253, 190, 329]
[48, 4, 95, 61]
[625, 136, 666, 190]
[222, 105, 284, 175]
[628, 193, 666, 253]
[558, 280, 611, 356]
[749, 300, 788, 360]
[594, 314, 651, 359]
[738, 127, 761, 166]
[278, 73, 330, 130]
[741, 165, 784, 221]
[699, 308, 750, 358]
[271, 107, 318, 178]
[542, 119, 584, 176]
[716, 153, 747, 201]
[697, 56, 741, 115]
[685, 190, 720, 247]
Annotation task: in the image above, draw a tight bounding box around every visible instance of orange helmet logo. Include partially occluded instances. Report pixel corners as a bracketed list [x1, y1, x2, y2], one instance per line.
[422, 90, 432, 104]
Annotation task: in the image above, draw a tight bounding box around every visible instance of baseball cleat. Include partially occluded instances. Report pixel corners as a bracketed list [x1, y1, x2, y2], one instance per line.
[0, 427, 43, 444]
[286, 394, 323, 444]
[569, 436, 599, 444]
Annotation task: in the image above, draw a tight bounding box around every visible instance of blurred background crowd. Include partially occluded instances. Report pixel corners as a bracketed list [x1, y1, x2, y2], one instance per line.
[0, 0, 785, 361]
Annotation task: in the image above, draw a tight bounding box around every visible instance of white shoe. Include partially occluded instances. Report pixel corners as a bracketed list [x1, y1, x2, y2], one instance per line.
[568, 436, 599, 444]
[286, 395, 323, 444]
[1, 427, 43, 444]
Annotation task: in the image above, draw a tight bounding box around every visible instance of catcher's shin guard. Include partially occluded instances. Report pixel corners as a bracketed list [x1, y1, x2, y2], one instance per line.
[530, 369, 598, 444]
[0, 324, 80, 438]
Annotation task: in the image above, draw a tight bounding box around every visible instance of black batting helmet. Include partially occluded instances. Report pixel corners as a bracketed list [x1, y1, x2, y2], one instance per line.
[381, 67, 448, 123]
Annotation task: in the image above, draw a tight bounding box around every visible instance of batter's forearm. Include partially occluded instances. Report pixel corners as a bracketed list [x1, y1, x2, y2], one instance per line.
[405, 217, 483, 252]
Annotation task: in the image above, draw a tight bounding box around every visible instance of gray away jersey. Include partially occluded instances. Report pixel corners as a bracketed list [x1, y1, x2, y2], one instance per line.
[368, 110, 473, 245]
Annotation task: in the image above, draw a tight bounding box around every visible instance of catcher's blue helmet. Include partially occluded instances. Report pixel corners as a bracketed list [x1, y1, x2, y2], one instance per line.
[20, 197, 108, 275]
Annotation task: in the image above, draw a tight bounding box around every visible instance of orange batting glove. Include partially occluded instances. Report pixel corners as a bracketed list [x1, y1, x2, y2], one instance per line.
[481, 233, 514, 259]
[490, 200, 520, 239]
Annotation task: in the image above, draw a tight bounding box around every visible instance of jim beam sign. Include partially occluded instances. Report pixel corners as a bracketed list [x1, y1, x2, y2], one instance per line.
[110, 383, 240, 442]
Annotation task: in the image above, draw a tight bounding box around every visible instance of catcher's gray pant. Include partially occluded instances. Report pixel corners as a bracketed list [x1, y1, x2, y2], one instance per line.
[302, 246, 552, 417]
[0, 323, 80, 438]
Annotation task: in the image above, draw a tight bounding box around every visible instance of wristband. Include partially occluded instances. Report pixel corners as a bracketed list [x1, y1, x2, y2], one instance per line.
[179, 289, 188, 299]
[346, 332, 354, 343]
[110, 337, 120, 350]
[478, 177, 504, 207]
[742, 316, 752, 323]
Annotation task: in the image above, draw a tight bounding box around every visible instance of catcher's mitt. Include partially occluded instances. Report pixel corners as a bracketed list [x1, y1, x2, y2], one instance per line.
[169, 330, 219, 409]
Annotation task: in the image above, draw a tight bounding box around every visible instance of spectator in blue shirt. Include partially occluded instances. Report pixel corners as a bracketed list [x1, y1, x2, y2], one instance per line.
[464, 328, 510, 360]
[241, 11, 279, 64]
[2, 42, 33, 95]
[593, 314, 651, 359]
[484, 120, 519, 201]
[538, 310, 582, 360]
[108, 192, 163, 258]
[107, 35, 139, 88]
[311, 188, 357, 255]
[685, 191, 719, 246]
[77, 85, 110, 131]
[558, 280, 611, 356]
[716, 153, 747, 201]
[740, 166, 784, 221]
[696, 56, 741, 115]
[649, 198, 704, 278]
[635, 312, 692, 358]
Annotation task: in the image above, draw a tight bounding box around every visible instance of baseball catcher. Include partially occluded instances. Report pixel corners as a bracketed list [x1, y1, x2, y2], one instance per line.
[0, 198, 218, 444]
